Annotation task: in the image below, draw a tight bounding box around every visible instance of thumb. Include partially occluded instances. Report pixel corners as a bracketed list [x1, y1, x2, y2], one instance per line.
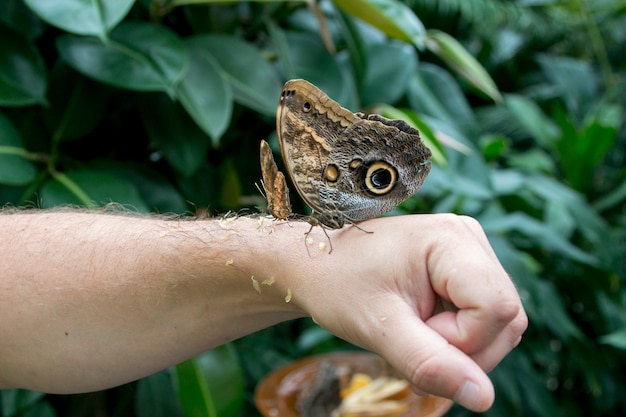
[371, 310, 495, 412]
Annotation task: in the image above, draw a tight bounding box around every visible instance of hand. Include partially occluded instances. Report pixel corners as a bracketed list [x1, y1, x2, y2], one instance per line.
[290, 214, 528, 412]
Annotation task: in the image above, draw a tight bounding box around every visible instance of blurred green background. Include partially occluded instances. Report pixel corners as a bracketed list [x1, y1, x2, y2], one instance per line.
[1, 0, 624, 416]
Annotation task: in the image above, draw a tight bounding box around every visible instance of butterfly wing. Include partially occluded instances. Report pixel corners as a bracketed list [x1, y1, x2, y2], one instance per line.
[260, 139, 292, 220]
[276, 79, 431, 227]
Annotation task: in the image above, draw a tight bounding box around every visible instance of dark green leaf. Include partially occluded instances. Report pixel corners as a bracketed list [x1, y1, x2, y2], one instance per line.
[194, 345, 244, 417]
[278, 31, 357, 110]
[0, 112, 37, 185]
[179, 37, 233, 145]
[534, 279, 585, 341]
[0, 25, 47, 106]
[1, 389, 45, 417]
[360, 41, 416, 106]
[219, 158, 242, 210]
[537, 54, 598, 120]
[139, 93, 210, 178]
[0, 0, 45, 40]
[332, 0, 426, 47]
[136, 371, 184, 417]
[193, 34, 281, 116]
[40, 170, 149, 211]
[174, 360, 217, 417]
[425, 29, 502, 103]
[505, 94, 560, 148]
[21, 401, 56, 417]
[408, 63, 478, 141]
[57, 22, 187, 94]
[174, 345, 245, 417]
[42, 65, 111, 142]
[482, 212, 598, 266]
[23, 0, 135, 39]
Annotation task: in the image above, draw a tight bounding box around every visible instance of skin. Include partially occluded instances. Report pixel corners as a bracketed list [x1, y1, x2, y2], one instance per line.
[0, 211, 527, 412]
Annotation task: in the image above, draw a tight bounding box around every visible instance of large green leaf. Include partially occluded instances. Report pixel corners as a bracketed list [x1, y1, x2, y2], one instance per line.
[275, 31, 357, 110]
[0, 112, 37, 185]
[408, 63, 479, 141]
[505, 94, 560, 148]
[20, 402, 55, 417]
[40, 170, 149, 210]
[332, 0, 426, 47]
[136, 371, 184, 417]
[23, 0, 135, 40]
[56, 22, 187, 95]
[193, 34, 281, 116]
[481, 212, 598, 266]
[180, 37, 233, 145]
[173, 345, 244, 417]
[424, 29, 503, 103]
[139, 93, 211, 178]
[536, 54, 598, 120]
[0, 390, 45, 417]
[0, 25, 47, 107]
[360, 41, 416, 106]
[42, 65, 111, 142]
[0, 0, 45, 40]
[555, 103, 622, 191]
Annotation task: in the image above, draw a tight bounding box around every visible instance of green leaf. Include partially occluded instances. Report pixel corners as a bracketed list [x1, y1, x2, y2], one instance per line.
[599, 329, 626, 350]
[195, 345, 244, 417]
[173, 345, 244, 417]
[56, 22, 187, 95]
[136, 371, 184, 417]
[424, 29, 502, 103]
[0, 0, 45, 40]
[193, 34, 281, 116]
[556, 103, 621, 191]
[219, 158, 242, 210]
[23, 0, 135, 40]
[21, 402, 56, 417]
[505, 94, 560, 148]
[408, 63, 478, 141]
[0, 25, 47, 107]
[40, 170, 149, 211]
[0, 112, 37, 185]
[139, 93, 210, 178]
[178, 38, 233, 145]
[42, 65, 111, 142]
[276, 31, 356, 109]
[482, 212, 598, 266]
[173, 359, 216, 417]
[360, 42, 416, 107]
[536, 54, 598, 120]
[1, 390, 45, 417]
[534, 279, 585, 341]
[332, 0, 426, 47]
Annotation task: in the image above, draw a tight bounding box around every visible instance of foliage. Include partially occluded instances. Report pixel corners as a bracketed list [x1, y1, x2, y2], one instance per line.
[1, 0, 625, 416]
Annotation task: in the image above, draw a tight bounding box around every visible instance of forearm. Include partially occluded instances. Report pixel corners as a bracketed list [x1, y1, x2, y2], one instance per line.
[0, 211, 310, 393]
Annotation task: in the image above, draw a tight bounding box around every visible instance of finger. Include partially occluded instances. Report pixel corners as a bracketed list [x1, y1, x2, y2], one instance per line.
[426, 307, 528, 372]
[370, 303, 495, 412]
[425, 222, 526, 356]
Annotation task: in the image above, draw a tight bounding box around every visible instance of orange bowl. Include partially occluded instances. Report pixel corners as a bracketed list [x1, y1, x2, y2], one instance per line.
[254, 352, 453, 417]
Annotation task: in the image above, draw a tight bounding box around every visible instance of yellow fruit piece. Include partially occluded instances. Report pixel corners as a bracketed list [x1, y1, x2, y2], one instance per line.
[341, 373, 373, 399]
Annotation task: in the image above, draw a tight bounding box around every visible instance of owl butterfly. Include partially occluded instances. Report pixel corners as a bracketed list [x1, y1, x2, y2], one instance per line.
[261, 79, 431, 232]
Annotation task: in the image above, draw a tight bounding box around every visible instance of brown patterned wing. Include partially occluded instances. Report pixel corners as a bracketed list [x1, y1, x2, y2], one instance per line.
[260, 140, 292, 220]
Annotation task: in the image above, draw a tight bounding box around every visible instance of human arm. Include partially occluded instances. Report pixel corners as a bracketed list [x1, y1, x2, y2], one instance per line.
[0, 211, 526, 412]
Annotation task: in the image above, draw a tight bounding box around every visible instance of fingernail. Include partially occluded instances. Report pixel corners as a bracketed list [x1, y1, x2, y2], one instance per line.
[454, 380, 480, 410]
